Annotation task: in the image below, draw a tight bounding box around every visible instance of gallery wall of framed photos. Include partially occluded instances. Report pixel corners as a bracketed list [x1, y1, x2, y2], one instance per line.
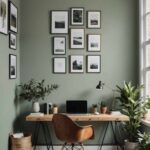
[51, 8, 101, 74]
[0, 0, 18, 79]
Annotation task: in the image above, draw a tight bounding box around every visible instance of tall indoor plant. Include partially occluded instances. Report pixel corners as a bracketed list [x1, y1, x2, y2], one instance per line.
[116, 82, 145, 150]
[19, 79, 58, 112]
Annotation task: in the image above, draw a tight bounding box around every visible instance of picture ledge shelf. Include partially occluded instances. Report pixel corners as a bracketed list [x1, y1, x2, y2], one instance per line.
[141, 119, 150, 127]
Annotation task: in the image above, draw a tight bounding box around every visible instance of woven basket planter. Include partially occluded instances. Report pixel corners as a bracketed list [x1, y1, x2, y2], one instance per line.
[11, 133, 32, 150]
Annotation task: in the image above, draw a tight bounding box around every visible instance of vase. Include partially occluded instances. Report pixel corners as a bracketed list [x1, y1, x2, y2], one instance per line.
[52, 106, 58, 114]
[124, 140, 139, 150]
[33, 102, 40, 112]
[100, 107, 108, 114]
[92, 107, 98, 113]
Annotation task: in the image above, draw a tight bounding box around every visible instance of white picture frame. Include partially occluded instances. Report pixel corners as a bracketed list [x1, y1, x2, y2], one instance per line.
[70, 28, 85, 49]
[88, 34, 101, 52]
[70, 55, 84, 73]
[53, 57, 66, 74]
[87, 55, 101, 73]
[51, 11, 68, 34]
[0, 0, 8, 34]
[87, 11, 101, 29]
[53, 37, 66, 55]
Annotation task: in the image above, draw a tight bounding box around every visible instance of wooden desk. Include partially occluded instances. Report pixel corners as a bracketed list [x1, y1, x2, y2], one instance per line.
[26, 113, 129, 150]
[26, 113, 129, 122]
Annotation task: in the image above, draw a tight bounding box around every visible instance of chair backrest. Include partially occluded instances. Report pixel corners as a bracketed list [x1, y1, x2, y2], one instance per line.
[52, 114, 80, 142]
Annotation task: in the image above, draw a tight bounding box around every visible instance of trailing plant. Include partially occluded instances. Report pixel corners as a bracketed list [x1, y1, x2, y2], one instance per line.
[19, 79, 58, 102]
[92, 104, 98, 108]
[138, 132, 150, 150]
[100, 101, 107, 107]
[116, 82, 145, 142]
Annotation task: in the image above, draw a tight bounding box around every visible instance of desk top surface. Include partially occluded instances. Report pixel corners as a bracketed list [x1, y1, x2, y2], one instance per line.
[26, 113, 129, 122]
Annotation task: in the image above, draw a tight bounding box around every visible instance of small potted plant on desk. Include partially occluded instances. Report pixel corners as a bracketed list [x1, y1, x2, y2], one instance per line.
[19, 79, 58, 112]
[100, 101, 108, 114]
[116, 82, 145, 150]
[92, 104, 98, 114]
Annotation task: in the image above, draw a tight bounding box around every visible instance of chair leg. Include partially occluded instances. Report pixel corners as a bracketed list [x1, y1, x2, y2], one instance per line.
[80, 143, 84, 150]
[61, 142, 67, 150]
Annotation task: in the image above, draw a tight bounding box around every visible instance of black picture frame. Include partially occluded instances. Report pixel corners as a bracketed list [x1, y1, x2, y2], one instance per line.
[9, 32, 17, 50]
[71, 7, 84, 26]
[53, 36, 66, 55]
[0, 0, 8, 35]
[87, 55, 101, 73]
[53, 57, 66, 74]
[51, 10, 69, 34]
[87, 34, 101, 52]
[9, 54, 17, 79]
[87, 11, 101, 29]
[70, 28, 85, 49]
[70, 55, 84, 73]
[9, 1, 18, 33]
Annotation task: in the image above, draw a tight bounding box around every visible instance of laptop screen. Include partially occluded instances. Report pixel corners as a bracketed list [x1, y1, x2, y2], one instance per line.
[66, 100, 87, 114]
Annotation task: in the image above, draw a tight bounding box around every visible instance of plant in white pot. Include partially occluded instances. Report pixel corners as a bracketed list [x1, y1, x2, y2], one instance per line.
[116, 82, 145, 150]
[19, 79, 58, 112]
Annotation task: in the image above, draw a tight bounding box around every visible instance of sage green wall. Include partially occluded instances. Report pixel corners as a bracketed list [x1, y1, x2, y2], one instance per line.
[20, 0, 138, 145]
[0, 0, 20, 149]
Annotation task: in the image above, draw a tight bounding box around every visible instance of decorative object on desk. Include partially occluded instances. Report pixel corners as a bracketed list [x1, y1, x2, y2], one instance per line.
[9, 33, 17, 50]
[51, 10, 68, 34]
[52, 104, 58, 114]
[53, 57, 66, 74]
[70, 55, 84, 73]
[70, 28, 85, 49]
[0, 0, 8, 35]
[87, 11, 101, 29]
[71, 8, 84, 26]
[53, 37, 66, 55]
[19, 79, 58, 112]
[100, 101, 108, 114]
[96, 80, 116, 110]
[9, 54, 17, 79]
[9, 2, 18, 33]
[87, 55, 101, 73]
[92, 104, 98, 114]
[88, 34, 101, 52]
[116, 82, 145, 150]
[138, 132, 150, 150]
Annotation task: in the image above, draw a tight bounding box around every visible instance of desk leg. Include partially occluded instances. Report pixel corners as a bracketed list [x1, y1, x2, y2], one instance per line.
[97, 122, 109, 150]
[33, 122, 40, 150]
[45, 123, 54, 150]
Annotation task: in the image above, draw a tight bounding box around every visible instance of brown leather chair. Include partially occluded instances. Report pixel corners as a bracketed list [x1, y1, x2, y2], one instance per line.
[52, 114, 94, 150]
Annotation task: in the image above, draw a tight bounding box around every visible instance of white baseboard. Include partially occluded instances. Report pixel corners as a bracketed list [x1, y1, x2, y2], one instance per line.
[35, 146, 121, 150]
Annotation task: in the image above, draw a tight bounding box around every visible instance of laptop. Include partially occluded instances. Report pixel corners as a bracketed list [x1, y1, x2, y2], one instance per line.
[66, 100, 88, 114]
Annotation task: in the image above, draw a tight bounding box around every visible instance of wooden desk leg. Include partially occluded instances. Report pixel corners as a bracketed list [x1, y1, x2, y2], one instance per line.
[97, 122, 110, 150]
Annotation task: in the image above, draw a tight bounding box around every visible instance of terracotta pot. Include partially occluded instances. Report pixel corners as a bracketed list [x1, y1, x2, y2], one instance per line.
[53, 106, 58, 114]
[124, 140, 139, 150]
[100, 107, 107, 114]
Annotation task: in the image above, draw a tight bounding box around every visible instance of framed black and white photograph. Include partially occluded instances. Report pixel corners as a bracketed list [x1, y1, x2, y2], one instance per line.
[70, 55, 84, 73]
[87, 55, 101, 73]
[9, 54, 17, 79]
[53, 37, 66, 55]
[71, 8, 84, 25]
[9, 33, 17, 50]
[87, 11, 101, 29]
[51, 11, 68, 34]
[0, 0, 8, 34]
[9, 2, 18, 33]
[53, 57, 66, 74]
[70, 28, 85, 49]
[88, 34, 101, 52]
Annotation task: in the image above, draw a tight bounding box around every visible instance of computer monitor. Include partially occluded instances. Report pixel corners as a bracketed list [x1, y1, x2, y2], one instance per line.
[66, 100, 87, 114]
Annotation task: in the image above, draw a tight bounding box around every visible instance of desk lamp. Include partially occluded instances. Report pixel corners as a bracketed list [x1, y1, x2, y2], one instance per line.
[96, 81, 116, 111]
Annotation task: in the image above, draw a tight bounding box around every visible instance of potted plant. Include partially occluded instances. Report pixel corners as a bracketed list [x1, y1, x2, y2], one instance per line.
[19, 79, 58, 112]
[116, 82, 145, 150]
[138, 132, 150, 150]
[144, 97, 150, 120]
[92, 104, 98, 113]
[100, 101, 108, 114]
